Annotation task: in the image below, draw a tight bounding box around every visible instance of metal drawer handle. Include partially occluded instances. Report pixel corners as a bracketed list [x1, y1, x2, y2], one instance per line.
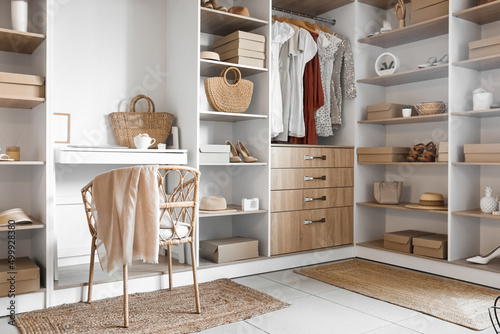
[304, 155, 326, 161]
[304, 176, 327, 181]
[303, 218, 326, 225]
[304, 196, 327, 202]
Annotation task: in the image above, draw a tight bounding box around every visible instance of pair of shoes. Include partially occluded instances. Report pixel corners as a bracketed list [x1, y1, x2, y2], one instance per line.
[434, 54, 448, 66]
[467, 245, 500, 264]
[417, 54, 448, 69]
[225, 140, 258, 163]
[406, 142, 437, 162]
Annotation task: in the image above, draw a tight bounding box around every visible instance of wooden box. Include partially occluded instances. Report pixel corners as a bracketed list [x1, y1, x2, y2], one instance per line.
[366, 103, 404, 120]
[357, 147, 408, 163]
[0, 257, 40, 297]
[464, 143, 500, 162]
[200, 237, 258, 263]
[411, 0, 449, 25]
[383, 230, 434, 253]
[0, 72, 45, 99]
[438, 141, 448, 162]
[413, 233, 448, 259]
[469, 35, 500, 59]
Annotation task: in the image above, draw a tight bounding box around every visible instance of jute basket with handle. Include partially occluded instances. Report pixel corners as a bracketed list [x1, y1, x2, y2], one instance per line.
[205, 66, 254, 113]
[109, 95, 174, 149]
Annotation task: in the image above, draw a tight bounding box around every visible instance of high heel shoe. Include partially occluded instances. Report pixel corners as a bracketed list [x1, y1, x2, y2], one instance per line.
[466, 245, 500, 264]
[433, 54, 448, 66]
[418, 56, 437, 69]
[236, 140, 258, 163]
[225, 141, 242, 163]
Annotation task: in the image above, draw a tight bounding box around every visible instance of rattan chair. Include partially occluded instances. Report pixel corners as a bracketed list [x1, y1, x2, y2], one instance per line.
[81, 166, 201, 328]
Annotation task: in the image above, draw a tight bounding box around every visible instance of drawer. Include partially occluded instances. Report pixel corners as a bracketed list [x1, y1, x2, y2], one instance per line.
[271, 187, 353, 212]
[271, 147, 354, 168]
[271, 207, 353, 255]
[271, 168, 353, 190]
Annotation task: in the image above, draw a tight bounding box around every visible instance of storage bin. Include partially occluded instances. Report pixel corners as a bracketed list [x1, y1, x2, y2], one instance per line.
[366, 103, 405, 120]
[213, 30, 266, 49]
[438, 141, 448, 162]
[0, 72, 45, 99]
[464, 143, 500, 162]
[413, 233, 448, 259]
[469, 35, 500, 59]
[357, 147, 408, 163]
[200, 237, 259, 263]
[199, 144, 230, 164]
[0, 257, 40, 297]
[213, 31, 266, 57]
[410, 0, 448, 25]
[383, 230, 434, 253]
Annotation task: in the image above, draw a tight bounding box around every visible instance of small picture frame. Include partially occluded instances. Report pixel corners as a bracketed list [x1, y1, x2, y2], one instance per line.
[54, 113, 71, 143]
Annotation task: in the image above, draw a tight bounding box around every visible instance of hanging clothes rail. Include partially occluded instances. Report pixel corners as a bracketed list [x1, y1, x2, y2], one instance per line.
[272, 6, 336, 26]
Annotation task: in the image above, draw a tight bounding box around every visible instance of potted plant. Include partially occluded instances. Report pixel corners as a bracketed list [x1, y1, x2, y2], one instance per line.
[402, 105, 412, 117]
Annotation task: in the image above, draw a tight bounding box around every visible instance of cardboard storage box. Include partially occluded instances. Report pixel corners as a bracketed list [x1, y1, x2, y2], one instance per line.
[199, 145, 230, 164]
[0, 257, 40, 297]
[357, 147, 408, 163]
[413, 233, 448, 259]
[214, 39, 265, 55]
[0, 72, 45, 99]
[384, 230, 434, 253]
[469, 35, 500, 59]
[464, 143, 500, 162]
[219, 49, 265, 61]
[200, 237, 259, 263]
[213, 30, 266, 49]
[438, 141, 448, 162]
[411, 0, 449, 25]
[225, 56, 265, 68]
[367, 103, 403, 120]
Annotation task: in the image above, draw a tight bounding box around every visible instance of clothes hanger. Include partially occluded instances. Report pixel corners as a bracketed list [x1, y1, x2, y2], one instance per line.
[291, 19, 317, 34]
[304, 20, 315, 30]
[320, 24, 334, 35]
[272, 14, 278, 22]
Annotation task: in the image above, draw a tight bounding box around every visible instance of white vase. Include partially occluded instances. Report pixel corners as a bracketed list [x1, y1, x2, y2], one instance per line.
[480, 186, 497, 214]
[11, 0, 28, 33]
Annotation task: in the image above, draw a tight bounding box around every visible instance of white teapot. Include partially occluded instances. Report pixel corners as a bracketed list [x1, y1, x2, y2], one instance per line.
[133, 133, 156, 150]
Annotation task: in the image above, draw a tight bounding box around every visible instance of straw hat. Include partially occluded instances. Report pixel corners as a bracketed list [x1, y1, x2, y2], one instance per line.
[200, 51, 220, 61]
[0, 208, 32, 226]
[404, 193, 447, 210]
[228, 6, 250, 17]
[200, 196, 228, 212]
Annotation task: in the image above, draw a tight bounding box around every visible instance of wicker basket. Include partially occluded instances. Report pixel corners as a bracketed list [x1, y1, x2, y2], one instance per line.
[204, 67, 253, 113]
[109, 95, 174, 149]
[414, 101, 447, 115]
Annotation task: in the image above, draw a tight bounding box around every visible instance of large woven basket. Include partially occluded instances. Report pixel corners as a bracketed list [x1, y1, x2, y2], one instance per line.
[204, 66, 253, 113]
[109, 95, 174, 149]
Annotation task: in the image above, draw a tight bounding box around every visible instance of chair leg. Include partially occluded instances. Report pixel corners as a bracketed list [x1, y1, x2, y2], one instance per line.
[87, 238, 96, 303]
[123, 264, 129, 328]
[167, 244, 173, 291]
[190, 241, 201, 314]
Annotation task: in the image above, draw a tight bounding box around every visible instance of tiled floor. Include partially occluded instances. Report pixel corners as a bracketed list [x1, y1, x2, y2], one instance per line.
[1, 267, 497, 333]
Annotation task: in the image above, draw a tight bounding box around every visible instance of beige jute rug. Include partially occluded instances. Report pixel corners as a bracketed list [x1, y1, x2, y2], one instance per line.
[15, 279, 289, 334]
[295, 259, 500, 330]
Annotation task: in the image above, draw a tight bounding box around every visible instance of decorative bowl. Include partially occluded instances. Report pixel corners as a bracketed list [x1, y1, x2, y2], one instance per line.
[414, 101, 447, 115]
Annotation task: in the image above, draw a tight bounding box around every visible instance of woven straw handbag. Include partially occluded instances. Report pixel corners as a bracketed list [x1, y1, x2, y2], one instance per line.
[205, 66, 254, 113]
[109, 95, 174, 149]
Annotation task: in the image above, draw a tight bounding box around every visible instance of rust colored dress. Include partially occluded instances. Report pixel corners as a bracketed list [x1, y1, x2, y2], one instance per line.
[289, 31, 324, 145]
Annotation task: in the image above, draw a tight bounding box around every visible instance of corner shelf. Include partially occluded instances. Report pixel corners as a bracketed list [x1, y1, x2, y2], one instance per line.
[0, 161, 45, 166]
[200, 7, 268, 36]
[357, 64, 448, 87]
[358, 162, 447, 165]
[453, 54, 500, 72]
[0, 28, 45, 54]
[0, 96, 45, 109]
[199, 205, 267, 218]
[0, 217, 45, 232]
[200, 59, 267, 77]
[358, 113, 448, 125]
[358, 15, 448, 49]
[200, 111, 268, 122]
[452, 108, 500, 118]
[358, 0, 409, 10]
[273, 0, 353, 16]
[357, 202, 448, 215]
[453, 1, 500, 25]
[452, 209, 500, 220]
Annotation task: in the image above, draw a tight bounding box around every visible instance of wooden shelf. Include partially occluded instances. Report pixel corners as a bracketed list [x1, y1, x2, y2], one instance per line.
[0, 28, 45, 54]
[358, 113, 448, 125]
[453, 1, 500, 25]
[200, 59, 267, 77]
[453, 54, 500, 72]
[357, 240, 448, 261]
[357, 64, 448, 87]
[452, 209, 500, 220]
[200, 111, 268, 122]
[451, 257, 500, 275]
[357, 201, 448, 215]
[200, 7, 268, 36]
[358, 161, 447, 165]
[199, 162, 267, 166]
[358, 15, 448, 48]
[199, 205, 267, 218]
[358, 0, 410, 10]
[0, 217, 45, 232]
[0, 161, 45, 166]
[0, 96, 45, 109]
[453, 162, 500, 166]
[452, 108, 500, 118]
[273, 0, 353, 16]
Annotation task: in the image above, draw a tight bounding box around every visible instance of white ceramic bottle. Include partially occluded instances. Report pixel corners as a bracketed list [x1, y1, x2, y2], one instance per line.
[11, 0, 28, 32]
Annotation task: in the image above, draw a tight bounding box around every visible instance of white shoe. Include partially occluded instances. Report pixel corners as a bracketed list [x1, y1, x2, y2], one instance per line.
[466, 245, 500, 264]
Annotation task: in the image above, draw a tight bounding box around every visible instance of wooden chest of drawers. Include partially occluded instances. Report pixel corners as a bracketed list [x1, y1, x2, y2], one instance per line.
[271, 145, 354, 255]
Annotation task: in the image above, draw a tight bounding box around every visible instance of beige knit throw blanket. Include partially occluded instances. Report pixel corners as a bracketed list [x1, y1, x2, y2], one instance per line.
[91, 165, 159, 273]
